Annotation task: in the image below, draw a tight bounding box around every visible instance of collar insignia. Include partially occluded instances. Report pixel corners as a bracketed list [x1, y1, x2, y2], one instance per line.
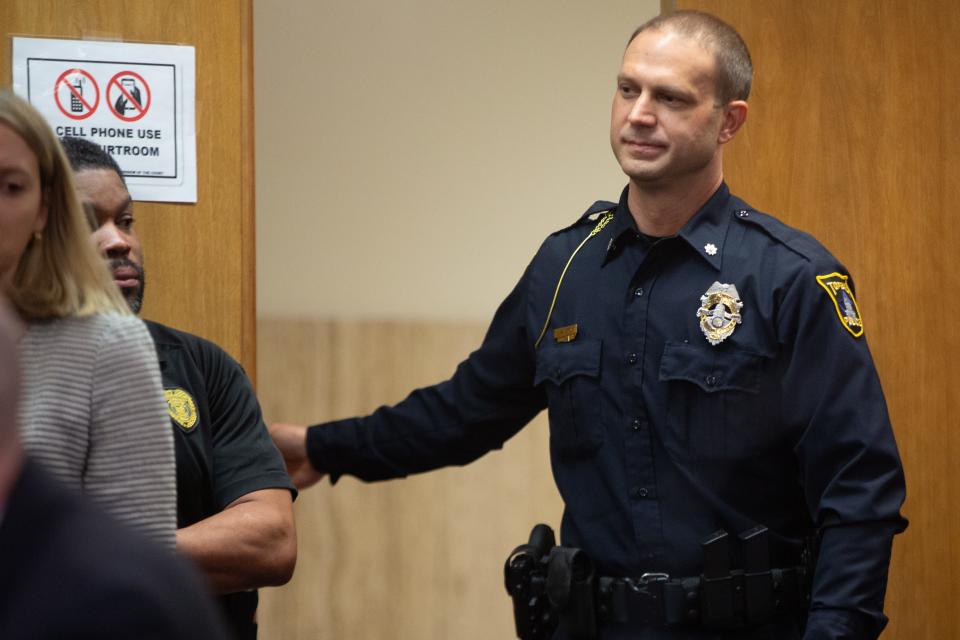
[815, 272, 864, 337]
[704, 243, 718, 256]
[696, 282, 743, 345]
[164, 388, 199, 431]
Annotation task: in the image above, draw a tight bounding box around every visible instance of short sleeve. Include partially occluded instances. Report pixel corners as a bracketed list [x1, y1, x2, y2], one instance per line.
[198, 341, 295, 509]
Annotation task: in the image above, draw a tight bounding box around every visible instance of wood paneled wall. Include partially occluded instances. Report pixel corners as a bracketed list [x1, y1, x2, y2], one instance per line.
[673, 1, 959, 637]
[256, 318, 563, 639]
[260, 2, 958, 636]
[0, 0, 256, 373]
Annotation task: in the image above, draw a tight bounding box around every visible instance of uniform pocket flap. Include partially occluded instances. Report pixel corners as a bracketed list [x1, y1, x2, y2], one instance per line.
[534, 339, 602, 386]
[658, 341, 761, 394]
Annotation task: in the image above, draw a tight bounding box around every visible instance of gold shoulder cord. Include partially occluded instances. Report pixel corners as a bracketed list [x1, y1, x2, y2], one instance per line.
[534, 211, 615, 349]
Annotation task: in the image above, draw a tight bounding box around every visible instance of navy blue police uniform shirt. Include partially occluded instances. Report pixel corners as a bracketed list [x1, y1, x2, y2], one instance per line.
[147, 321, 296, 640]
[305, 184, 907, 638]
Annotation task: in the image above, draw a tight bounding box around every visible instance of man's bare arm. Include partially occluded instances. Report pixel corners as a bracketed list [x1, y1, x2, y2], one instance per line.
[176, 488, 296, 593]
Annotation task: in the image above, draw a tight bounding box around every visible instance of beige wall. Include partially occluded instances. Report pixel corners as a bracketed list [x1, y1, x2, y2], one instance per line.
[253, 2, 659, 637]
[255, 319, 561, 638]
[255, 0, 660, 320]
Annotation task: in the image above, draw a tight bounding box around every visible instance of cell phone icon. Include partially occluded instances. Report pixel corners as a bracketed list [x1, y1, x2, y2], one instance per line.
[70, 78, 84, 113]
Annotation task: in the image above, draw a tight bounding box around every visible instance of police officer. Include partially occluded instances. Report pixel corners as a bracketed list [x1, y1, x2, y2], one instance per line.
[61, 136, 297, 640]
[270, 11, 906, 639]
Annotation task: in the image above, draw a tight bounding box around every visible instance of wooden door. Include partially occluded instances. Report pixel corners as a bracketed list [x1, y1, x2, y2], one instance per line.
[0, 0, 256, 375]
[670, 1, 958, 637]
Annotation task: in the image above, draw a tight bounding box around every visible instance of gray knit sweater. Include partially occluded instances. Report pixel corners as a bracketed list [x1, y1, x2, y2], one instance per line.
[18, 312, 176, 547]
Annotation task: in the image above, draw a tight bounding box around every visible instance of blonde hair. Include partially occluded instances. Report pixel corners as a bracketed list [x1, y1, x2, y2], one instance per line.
[0, 92, 129, 319]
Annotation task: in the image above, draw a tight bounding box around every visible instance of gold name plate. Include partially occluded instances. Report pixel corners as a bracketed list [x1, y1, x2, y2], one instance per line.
[553, 324, 578, 343]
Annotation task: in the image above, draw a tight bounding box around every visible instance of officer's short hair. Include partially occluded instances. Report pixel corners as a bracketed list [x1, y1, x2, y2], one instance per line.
[60, 135, 125, 184]
[627, 10, 753, 104]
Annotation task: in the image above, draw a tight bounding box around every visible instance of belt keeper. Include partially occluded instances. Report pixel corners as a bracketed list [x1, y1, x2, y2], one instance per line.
[601, 578, 630, 624]
[662, 578, 697, 626]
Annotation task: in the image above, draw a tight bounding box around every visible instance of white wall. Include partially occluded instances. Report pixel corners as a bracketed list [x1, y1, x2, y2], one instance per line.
[255, 0, 661, 320]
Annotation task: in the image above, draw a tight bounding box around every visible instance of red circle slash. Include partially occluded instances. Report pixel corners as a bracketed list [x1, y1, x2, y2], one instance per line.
[54, 68, 100, 120]
[107, 70, 152, 122]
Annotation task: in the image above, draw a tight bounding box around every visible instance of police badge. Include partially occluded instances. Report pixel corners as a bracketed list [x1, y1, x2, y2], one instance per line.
[696, 282, 743, 345]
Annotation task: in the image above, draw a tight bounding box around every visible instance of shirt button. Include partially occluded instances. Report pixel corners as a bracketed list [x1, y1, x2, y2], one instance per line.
[631, 486, 649, 499]
[634, 287, 644, 297]
[705, 375, 718, 386]
[627, 352, 638, 364]
[631, 418, 646, 431]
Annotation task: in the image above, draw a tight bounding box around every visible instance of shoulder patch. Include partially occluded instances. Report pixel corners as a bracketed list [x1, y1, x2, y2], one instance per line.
[815, 273, 864, 337]
[164, 388, 199, 431]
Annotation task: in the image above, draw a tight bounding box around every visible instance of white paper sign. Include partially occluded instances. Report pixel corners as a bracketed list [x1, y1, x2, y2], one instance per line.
[12, 37, 197, 203]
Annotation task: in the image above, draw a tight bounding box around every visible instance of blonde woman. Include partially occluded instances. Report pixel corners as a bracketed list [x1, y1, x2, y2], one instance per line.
[0, 92, 175, 547]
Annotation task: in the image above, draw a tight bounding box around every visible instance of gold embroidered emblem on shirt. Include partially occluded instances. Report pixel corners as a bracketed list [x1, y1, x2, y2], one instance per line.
[164, 388, 199, 431]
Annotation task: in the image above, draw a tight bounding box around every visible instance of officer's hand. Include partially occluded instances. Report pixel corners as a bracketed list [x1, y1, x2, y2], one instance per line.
[269, 422, 326, 490]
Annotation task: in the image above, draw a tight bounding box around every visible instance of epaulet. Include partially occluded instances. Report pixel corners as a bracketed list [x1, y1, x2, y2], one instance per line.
[579, 200, 618, 222]
[550, 200, 617, 236]
[731, 205, 828, 263]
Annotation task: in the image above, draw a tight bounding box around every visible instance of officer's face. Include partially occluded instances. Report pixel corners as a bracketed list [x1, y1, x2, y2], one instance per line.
[610, 29, 733, 189]
[0, 122, 47, 290]
[75, 168, 146, 314]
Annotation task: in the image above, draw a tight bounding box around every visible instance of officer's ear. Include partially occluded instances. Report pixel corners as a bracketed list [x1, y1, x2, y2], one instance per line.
[717, 100, 748, 145]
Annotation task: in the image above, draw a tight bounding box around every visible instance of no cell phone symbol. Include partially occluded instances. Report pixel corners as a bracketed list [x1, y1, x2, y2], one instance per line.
[107, 71, 152, 122]
[54, 69, 100, 120]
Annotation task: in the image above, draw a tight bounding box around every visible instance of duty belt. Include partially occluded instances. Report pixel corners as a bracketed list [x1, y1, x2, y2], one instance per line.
[505, 524, 815, 640]
[597, 567, 807, 628]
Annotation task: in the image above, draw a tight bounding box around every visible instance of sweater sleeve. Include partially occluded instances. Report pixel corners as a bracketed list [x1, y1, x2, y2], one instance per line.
[86, 315, 177, 548]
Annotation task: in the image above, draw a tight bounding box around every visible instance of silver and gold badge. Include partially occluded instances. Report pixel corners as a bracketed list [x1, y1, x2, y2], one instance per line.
[696, 282, 743, 345]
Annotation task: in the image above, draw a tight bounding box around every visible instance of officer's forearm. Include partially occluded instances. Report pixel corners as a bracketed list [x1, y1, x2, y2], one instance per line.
[176, 488, 296, 594]
[803, 522, 900, 640]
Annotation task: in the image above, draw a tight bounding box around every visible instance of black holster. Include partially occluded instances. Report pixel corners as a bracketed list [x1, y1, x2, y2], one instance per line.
[504, 524, 557, 640]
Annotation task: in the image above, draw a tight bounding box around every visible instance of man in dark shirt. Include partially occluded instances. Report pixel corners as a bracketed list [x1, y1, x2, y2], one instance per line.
[270, 11, 906, 639]
[61, 136, 297, 640]
[0, 296, 230, 640]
